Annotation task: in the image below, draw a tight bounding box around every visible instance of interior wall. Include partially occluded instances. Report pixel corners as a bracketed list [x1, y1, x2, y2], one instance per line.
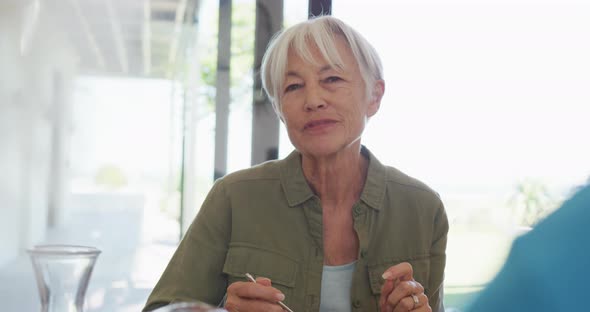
[0, 1, 77, 266]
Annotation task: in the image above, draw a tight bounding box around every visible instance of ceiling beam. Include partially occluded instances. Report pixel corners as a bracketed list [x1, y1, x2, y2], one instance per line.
[166, 0, 188, 78]
[142, 0, 152, 76]
[105, 0, 129, 74]
[152, 1, 180, 12]
[68, 0, 105, 69]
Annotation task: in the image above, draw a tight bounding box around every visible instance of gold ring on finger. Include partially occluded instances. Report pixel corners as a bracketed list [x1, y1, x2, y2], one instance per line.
[411, 294, 419, 309]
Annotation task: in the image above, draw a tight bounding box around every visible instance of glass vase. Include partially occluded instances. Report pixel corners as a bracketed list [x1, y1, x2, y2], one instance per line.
[154, 302, 228, 312]
[27, 244, 101, 312]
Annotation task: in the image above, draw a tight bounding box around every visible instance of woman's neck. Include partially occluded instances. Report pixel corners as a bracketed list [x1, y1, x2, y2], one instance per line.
[301, 146, 368, 208]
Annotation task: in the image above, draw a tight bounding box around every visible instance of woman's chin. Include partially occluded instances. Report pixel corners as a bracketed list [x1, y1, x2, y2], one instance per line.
[298, 141, 358, 159]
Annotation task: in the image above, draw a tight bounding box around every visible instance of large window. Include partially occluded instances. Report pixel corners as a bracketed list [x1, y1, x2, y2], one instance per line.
[330, 0, 590, 309]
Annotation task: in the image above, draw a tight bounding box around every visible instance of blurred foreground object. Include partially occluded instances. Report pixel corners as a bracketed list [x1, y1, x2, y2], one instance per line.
[465, 185, 590, 312]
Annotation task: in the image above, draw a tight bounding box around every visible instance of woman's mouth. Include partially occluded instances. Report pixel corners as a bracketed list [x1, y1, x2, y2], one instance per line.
[304, 119, 338, 131]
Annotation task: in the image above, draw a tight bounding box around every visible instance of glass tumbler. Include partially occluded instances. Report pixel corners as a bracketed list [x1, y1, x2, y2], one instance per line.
[27, 244, 101, 312]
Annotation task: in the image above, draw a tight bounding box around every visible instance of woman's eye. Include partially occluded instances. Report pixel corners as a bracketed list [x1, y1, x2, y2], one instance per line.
[324, 76, 342, 83]
[284, 84, 302, 93]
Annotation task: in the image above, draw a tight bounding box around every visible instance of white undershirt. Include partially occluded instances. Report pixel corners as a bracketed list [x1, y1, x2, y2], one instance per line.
[319, 261, 356, 312]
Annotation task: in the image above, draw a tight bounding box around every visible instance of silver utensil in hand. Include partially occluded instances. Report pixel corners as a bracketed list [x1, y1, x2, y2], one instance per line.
[245, 273, 294, 312]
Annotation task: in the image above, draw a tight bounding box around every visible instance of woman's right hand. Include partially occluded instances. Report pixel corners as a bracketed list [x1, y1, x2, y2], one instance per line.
[224, 277, 286, 312]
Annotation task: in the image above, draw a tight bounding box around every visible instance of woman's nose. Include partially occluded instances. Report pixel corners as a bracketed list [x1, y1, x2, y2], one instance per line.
[303, 85, 327, 111]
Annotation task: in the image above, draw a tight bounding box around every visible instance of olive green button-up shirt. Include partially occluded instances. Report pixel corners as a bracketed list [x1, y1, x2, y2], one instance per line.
[144, 147, 448, 312]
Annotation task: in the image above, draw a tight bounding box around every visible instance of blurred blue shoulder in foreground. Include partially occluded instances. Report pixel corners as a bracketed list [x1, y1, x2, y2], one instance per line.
[464, 184, 590, 312]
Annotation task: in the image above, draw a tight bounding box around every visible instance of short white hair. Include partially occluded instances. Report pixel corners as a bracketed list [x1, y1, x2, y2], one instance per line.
[260, 15, 384, 116]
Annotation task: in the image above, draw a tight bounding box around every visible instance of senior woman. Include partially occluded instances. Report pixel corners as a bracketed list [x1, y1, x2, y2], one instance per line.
[144, 16, 448, 312]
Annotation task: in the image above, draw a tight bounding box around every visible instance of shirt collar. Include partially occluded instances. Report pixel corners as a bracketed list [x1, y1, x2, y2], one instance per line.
[279, 146, 386, 211]
[359, 146, 386, 211]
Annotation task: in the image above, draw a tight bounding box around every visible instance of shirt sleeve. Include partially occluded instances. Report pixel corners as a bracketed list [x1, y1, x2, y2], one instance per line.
[143, 179, 232, 311]
[429, 198, 449, 312]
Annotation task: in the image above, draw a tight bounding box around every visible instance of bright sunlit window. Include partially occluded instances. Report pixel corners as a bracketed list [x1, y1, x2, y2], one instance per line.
[281, 0, 590, 309]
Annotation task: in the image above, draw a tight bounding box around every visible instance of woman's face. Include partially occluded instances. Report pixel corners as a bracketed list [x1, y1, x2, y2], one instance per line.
[279, 35, 384, 158]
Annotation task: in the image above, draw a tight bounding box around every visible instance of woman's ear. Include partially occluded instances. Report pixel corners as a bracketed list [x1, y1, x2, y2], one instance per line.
[367, 80, 385, 118]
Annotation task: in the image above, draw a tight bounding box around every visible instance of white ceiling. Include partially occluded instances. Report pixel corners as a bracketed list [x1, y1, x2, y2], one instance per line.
[50, 0, 202, 78]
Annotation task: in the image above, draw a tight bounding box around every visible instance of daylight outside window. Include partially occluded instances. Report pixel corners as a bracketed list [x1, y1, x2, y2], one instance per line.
[323, 0, 590, 309]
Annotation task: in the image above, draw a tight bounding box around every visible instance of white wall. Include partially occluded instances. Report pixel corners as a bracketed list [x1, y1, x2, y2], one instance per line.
[0, 1, 77, 266]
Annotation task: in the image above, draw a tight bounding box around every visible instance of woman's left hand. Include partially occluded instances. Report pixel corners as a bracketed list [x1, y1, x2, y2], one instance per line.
[379, 262, 431, 312]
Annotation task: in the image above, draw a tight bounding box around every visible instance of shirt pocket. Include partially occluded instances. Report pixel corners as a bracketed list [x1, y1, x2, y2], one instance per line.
[367, 255, 431, 296]
[222, 242, 299, 302]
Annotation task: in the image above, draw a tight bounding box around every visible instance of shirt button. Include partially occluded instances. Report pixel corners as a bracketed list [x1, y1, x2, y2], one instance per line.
[353, 206, 362, 214]
[353, 299, 362, 308]
[360, 249, 368, 259]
